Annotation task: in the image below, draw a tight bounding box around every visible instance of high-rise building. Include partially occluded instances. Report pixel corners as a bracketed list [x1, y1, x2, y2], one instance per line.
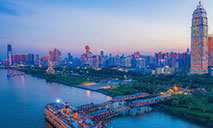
[208, 35, 213, 66]
[13, 54, 28, 65]
[81, 45, 93, 66]
[178, 49, 191, 72]
[92, 55, 101, 68]
[191, 2, 208, 74]
[68, 53, 73, 62]
[49, 48, 62, 66]
[42, 55, 50, 66]
[7, 44, 12, 66]
[49, 50, 54, 61]
[54, 48, 61, 63]
[115, 55, 120, 66]
[35, 54, 39, 66]
[100, 49, 104, 57]
[28, 53, 34, 65]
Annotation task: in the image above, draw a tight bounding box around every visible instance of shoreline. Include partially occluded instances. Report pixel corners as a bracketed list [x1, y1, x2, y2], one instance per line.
[45, 80, 111, 97]
[153, 105, 207, 128]
[5, 68, 111, 97]
[3, 68, 209, 128]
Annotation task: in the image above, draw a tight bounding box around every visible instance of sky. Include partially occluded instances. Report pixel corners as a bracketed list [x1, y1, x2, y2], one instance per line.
[0, 0, 213, 59]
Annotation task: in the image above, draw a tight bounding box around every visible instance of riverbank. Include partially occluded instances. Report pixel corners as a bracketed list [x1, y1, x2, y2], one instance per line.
[5, 68, 212, 127]
[163, 106, 212, 128]
[153, 104, 212, 128]
[8, 68, 112, 96]
[160, 93, 213, 128]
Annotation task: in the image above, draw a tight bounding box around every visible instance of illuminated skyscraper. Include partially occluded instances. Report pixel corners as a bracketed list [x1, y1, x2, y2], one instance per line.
[81, 45, 93, 65]
[191, 2, 208, 74]
[208, 35, 213, 66]
[48, 48, 61, 66]
[49, 50, 54, 61]
[7, 44, 12, 66]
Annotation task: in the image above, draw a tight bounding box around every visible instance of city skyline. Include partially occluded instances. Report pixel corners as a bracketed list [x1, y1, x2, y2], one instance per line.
[0, 1, 213, 128]
[1, 0, 213, 59]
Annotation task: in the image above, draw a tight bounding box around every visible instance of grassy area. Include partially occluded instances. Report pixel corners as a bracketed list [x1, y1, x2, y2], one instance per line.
[15, 66, 213, 90]
[76, 67, 213, 90]
[163, 106, 213, 127]
[101, 86, 138, 97]
[101, 82, 169, 97]
[17, 68, 87, 86]
[162, 92, 213, 127]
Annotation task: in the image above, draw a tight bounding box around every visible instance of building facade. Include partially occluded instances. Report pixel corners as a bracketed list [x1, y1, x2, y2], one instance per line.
[7, 44, 12, 66]
[208, 35, 213, 67]
[191, 2, 208, 74]
[49, 48, 62, 66]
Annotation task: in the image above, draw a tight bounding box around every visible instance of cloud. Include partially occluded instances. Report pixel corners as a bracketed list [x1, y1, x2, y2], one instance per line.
[0, 1, 36, 16]
[0, 1, 20, 16]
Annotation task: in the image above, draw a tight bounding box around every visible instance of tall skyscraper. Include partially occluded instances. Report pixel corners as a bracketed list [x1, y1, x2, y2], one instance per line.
[35, 54, 39, 66]
[179, 49, 191, 72]
[28, 53, 34, 65]
[191, 2, 208, 74]
[100, 49, 104, 57]
[81, 45, 93, 65]
[49, 48, 61, 66]
[68, 53, 73, 62]
[7, 44, 12, 66]
[208, 35, 213, 66]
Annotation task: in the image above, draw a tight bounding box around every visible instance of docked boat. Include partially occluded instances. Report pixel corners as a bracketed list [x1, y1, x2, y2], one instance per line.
[45, 102, 104, 128]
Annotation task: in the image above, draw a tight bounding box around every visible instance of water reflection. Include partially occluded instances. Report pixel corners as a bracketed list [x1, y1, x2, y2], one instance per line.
[86, 90, 91, 98]
[21, 76, 25, 85]
[0, 69, 202, 128]
[0, 69, 108, 128]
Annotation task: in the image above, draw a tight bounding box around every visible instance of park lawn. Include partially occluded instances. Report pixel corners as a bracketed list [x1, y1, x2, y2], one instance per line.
[164, 105, 213, 122]
[180, 96, 213, 113]
[101, 86, 138, 97]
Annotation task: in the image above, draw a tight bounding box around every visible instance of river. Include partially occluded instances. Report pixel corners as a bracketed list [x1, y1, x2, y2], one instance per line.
[0, 69, 202, 128]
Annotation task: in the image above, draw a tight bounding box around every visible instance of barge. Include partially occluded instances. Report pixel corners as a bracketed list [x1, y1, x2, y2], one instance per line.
[45, 102, 104, 128]
[44, 93, 165, 128]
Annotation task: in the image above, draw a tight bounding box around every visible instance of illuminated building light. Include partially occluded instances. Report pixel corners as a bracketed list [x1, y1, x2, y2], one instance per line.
[191, 2, 209, 74]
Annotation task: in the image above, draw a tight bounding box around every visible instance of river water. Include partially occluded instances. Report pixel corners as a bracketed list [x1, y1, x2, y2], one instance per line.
[0, 69, 202, 128]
